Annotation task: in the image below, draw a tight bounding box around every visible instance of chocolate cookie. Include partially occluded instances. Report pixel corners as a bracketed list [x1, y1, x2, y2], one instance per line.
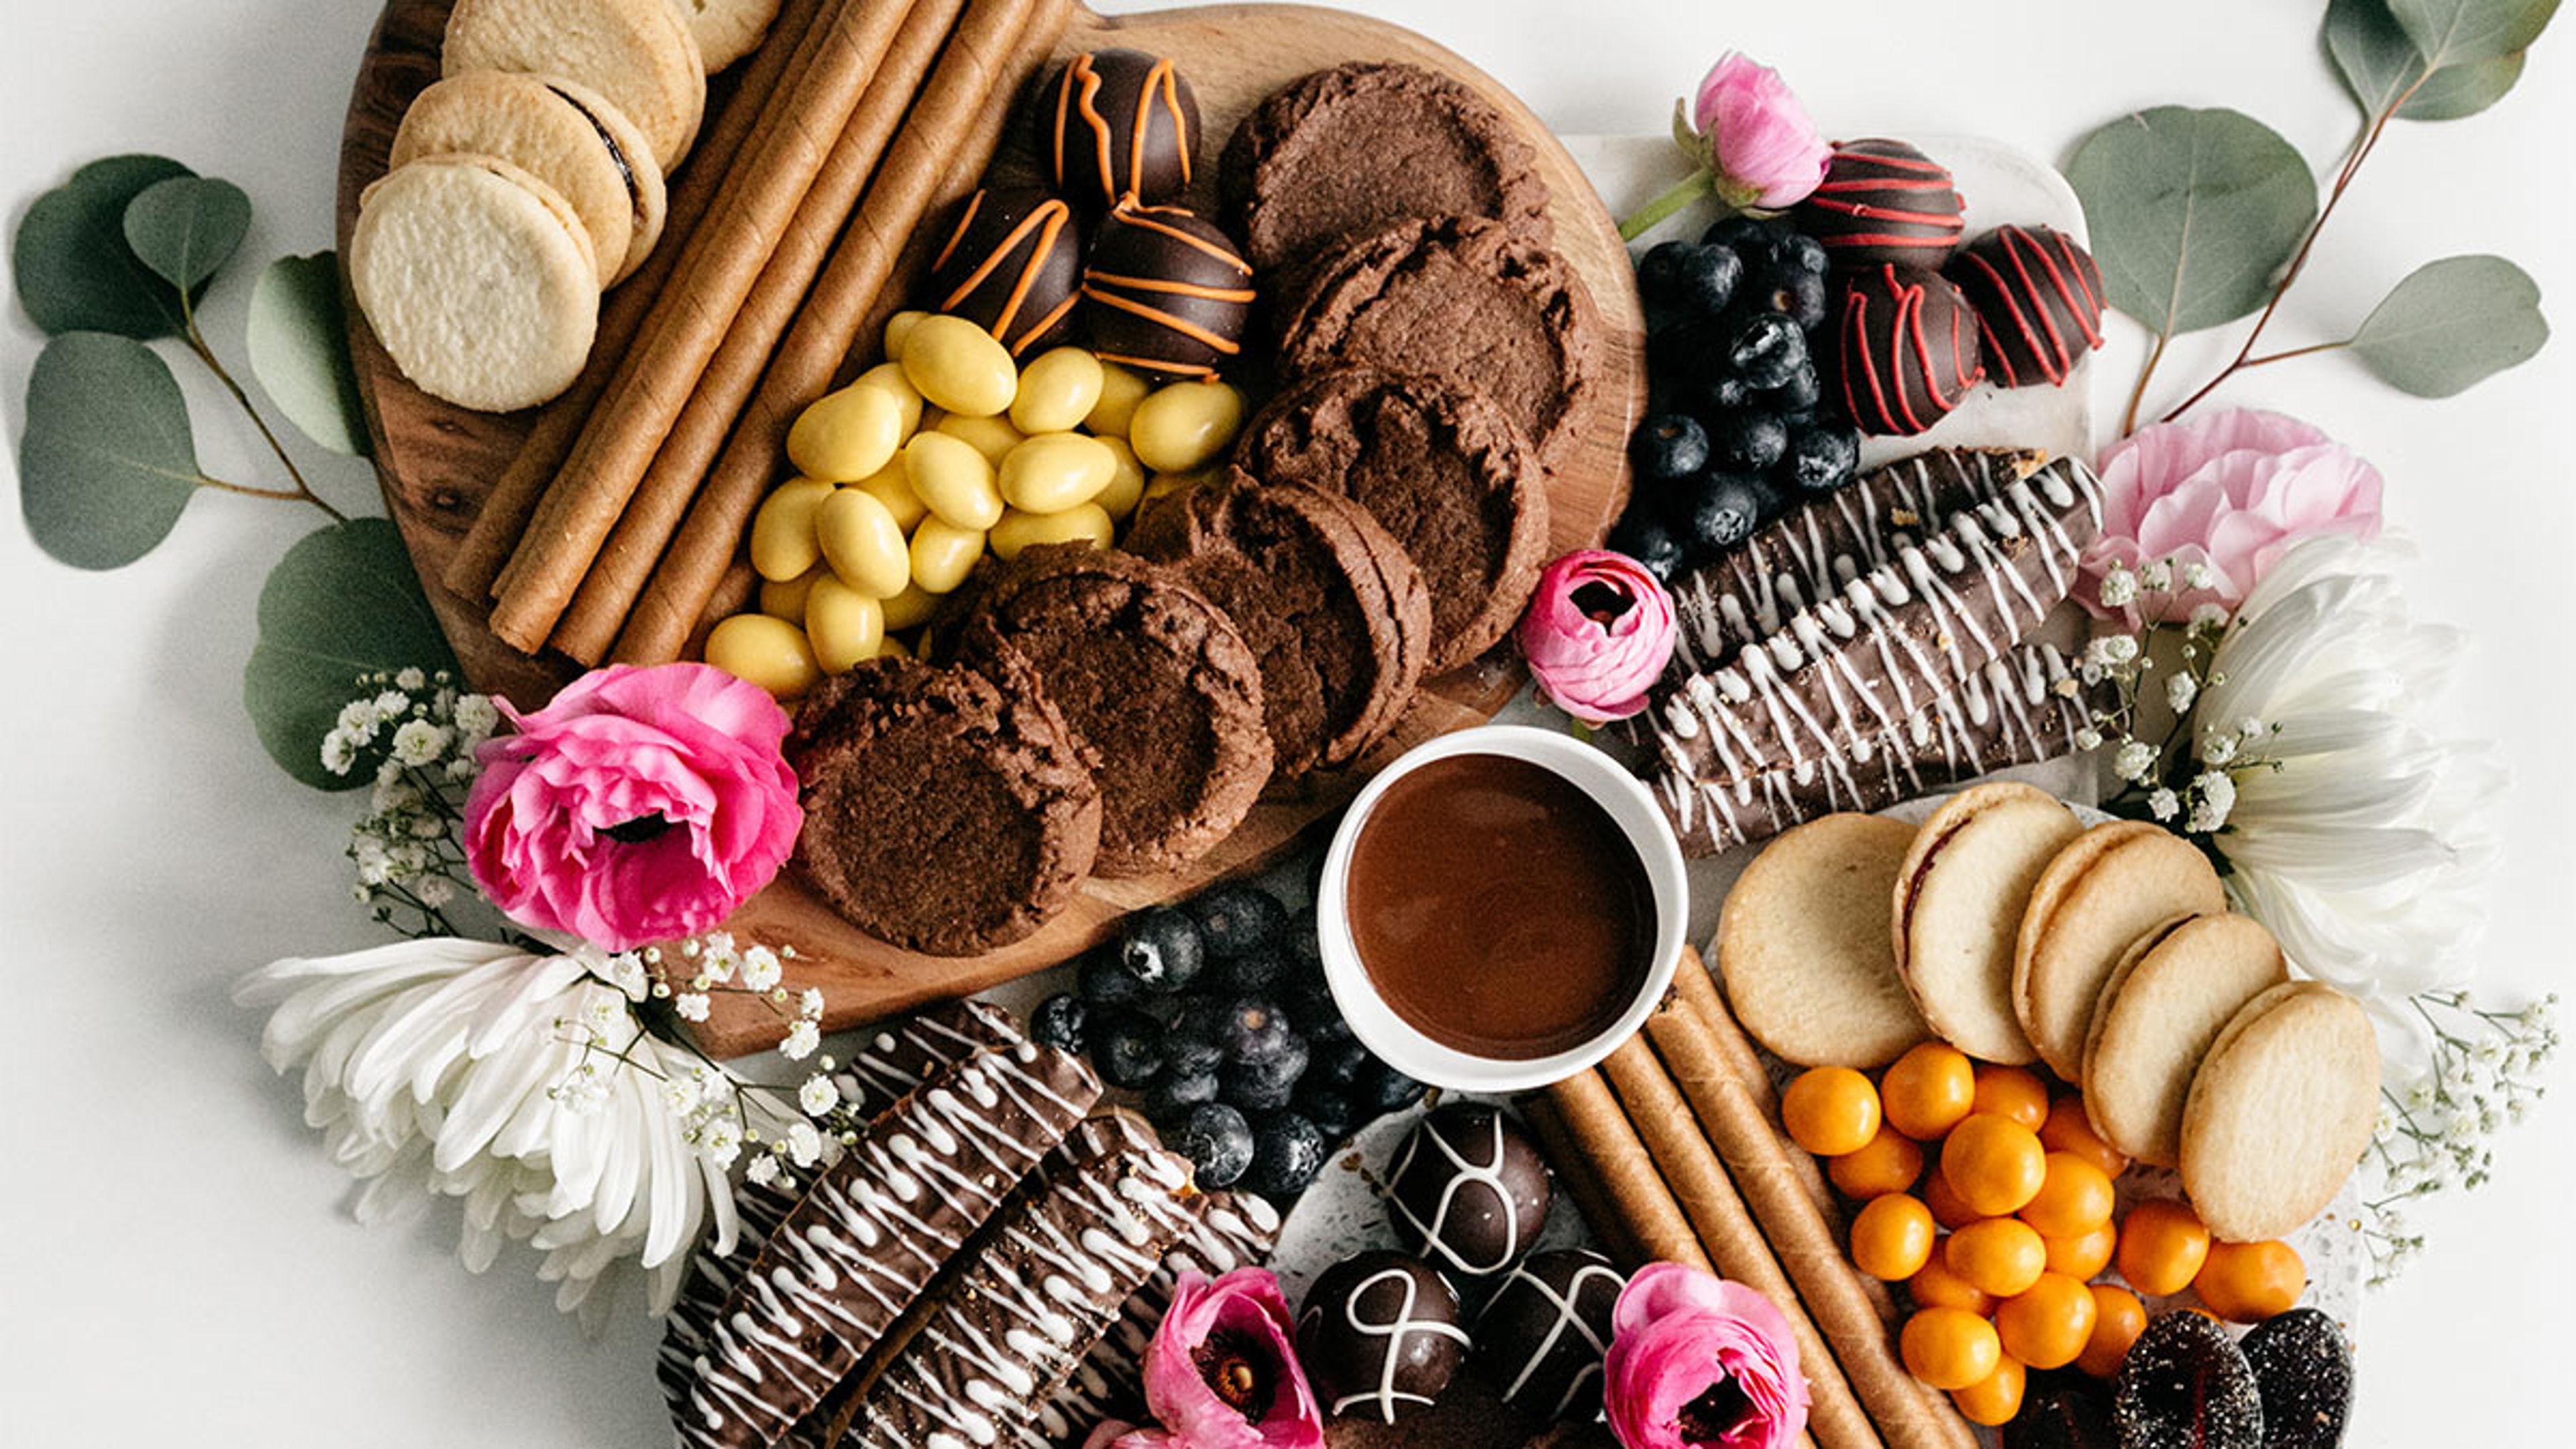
[1222, 62, 1552, 278]
[788, 655, 1100, 955]
[953, 545, 1272, 877]
[1128, 474, 1430, 776]
[1278, 216, 1595, 471]
[1239, 367, 1550, 673]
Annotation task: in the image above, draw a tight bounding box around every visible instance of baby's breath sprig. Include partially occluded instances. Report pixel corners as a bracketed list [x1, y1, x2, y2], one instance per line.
[2079, 558, 2284, 850]
[321, 669, 502, 940]
[2359, 989, 2559, 1285]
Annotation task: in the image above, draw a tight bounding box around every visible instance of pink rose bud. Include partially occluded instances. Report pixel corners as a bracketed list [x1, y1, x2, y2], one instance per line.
[464, 662, 803, 951]
[1690, 54, 1832, 211]
[1517, 550, 1680, 726]
[1605, 1263, 1811, 1449]
[1135, 1268, 1322, 1448]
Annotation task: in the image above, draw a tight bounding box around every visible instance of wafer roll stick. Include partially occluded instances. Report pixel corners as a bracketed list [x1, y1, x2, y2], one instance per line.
[612, 0, 1072, 665]
[489, 0, 928, 651]
[1650, 994, 1978, 1449]
[1519, 1095, 1640, 1269]
[444, 0, 829, 604]
[1673, 945, 1841, 1226]
[1603, 1034, 1876, 1449]
[546, 0, 969, 663]
[684, 559, 759, 663]
[1542, 1069, 1710, 1274]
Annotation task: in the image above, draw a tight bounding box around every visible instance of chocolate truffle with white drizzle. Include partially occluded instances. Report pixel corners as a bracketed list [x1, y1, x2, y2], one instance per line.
[1296, 1250, 1470, 1424]
[1385, 1103, 1554, 1278]
[1472, 1248, 1627, 1421]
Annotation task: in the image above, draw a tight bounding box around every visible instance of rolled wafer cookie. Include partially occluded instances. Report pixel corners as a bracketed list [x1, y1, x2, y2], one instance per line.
[1540, 1069, 1709, 1273]
[444, 0, 708, 170]
[1517, 1095, 1642, 1270]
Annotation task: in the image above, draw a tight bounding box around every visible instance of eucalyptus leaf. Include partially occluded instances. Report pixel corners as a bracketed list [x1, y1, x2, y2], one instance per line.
[17, 331, 200, 569]
[11, 154, 197, 338]
[245, 518, 458, 790]
[2388, 0, 2558, 66]
[121, 175, 252, 295]
[249, 253, 370, 457]
[2064, 107, 2320, 337]
[2347, 254, 2548, 396]
[2328, 0, 2534, 119]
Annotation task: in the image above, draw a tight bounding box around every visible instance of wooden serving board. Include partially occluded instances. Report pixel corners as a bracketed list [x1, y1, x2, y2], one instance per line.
[338, 0, 1646, 1057]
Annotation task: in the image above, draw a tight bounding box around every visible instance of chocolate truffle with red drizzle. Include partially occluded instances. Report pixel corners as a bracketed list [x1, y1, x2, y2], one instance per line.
[1833, 264, 1984, 437]
[1296, 1250, 1469, 1424]
[1081, 201, 1256, 381]
[925, 186, 1084, 358]
[1945, 224, 2107, 388]
[1796, 138, 1967, 270]
[1046, 49, 1199, 210]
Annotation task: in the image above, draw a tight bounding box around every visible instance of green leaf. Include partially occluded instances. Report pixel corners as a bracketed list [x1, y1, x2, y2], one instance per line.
[12, 155, 197, 338]
[121, 175, 251, 295]
[2326, 0, 2533, 119]
[245, 518, 458, 790]
[248, 253, 371, 458]
[2347, 254, 2549, 396]
[2063, 107, 2321, 338]
[17, 331, 201, 569]
[2388, 0, 2558, 66]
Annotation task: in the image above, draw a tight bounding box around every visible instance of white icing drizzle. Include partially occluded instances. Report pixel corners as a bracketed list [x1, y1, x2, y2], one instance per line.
[1476, 1254, 1626, 1421]
[1386, 1108, 1535, 1277]
[1300, 1265, 1472, 1424]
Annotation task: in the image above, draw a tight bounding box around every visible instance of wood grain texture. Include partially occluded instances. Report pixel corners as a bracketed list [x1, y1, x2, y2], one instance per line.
[339, 0, 1646, 1057]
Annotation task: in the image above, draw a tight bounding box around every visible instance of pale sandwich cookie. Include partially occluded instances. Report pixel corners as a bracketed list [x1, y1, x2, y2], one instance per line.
[2182, 980, 2380, 1242]
[667, 0, 784, 71]
[443, 0, 708, 171]
[2014, 821, 2228, 1080]
[352, 155, 602, 413]
[1717, 812, 1933, 1069]
[391, 71, 668, 285]
[2080, 912, 2286, 1169]
[1890, 782, 2080, 1065]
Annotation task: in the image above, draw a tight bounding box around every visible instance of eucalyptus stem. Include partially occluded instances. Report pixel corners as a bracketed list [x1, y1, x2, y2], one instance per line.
[178, 303, 347, 524]
[2121, 330, 2171, 437]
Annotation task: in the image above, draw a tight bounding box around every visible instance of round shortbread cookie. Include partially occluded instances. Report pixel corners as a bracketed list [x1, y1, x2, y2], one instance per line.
[392, 72, 667, 285]
[2015, 820, 2228, 1080]
[1890, 782, 2078, 1065]
[666, 0, 782, 71]
[444, 0, 707, 171]
[2182, 981, 2379, 1242]
[1717, 812, 1931, 1068]
[2081, 913, 2287, 1169]
[352, 155, 601, 413]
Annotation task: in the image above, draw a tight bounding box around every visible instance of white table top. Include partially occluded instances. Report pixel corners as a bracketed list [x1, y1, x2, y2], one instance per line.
[2, 1, 2568, 1442]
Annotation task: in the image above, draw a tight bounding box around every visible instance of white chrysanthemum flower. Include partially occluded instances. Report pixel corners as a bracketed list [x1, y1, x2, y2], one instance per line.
[781, 1018, 822, 1061]
[2198, 535, 2503, 1016]
[390, 720, 451, 766]
[235, 939, 792, 1326]
[741, 945, 782, 994]
[798, 1074, 839, 1116]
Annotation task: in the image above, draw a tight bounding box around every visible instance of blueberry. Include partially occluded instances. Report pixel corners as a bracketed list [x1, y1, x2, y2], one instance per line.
[1093, 1008, 1167, 1089]
[1686, 472, 1767, 553]
[1030, 993, 1087, 1054]
[1743, 471, 1790, 525]
[1760, 268, 1828, 331]
[1222, 1036, 1310, 1113]
[1784, 423, 1861, 494]
[1297, 1085, 1358, 1143]
[1221, 995, 1297, 1065]
[1172, 1102, 1256, 1187]
[1286, 908, 1323, 978]
[1353, 1059, 1427, 1117]
[1648, 317, 1723, 382]
[1709, 411, 1790, 473]
[1768, 361, 1823, 413]
[1671, 244, 1743, 320]
[1188, 885, 1289, 959]
[1635, 239, 1697, 313]
[1306, 1035, 1371, 1093]
[1207, 946, 1289, 997]
[1628, 413, 1710, 482]
[1607, 513, 1688, 582]
[1117, 905, 1205, 994]
[1077, 946, 1152, 1008]
[1281, 979, 1348, 1043]
[1729, 313, 1809, 390]
[1680, 372, 1755, 419]
[1167, 995, 1230, 1077]
[1774, 231, 1831, 277]
[1244, 1112, 1330, 1197]
[1700, 214, 1785, 256]
[1144, 1069, 1221, 1124]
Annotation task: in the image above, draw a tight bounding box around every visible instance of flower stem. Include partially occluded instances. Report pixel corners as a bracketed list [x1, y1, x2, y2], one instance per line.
[182, 317, 348, 524]
[2241, 339, 2351, 368]
[1619, 170, 1718, 243]
[2121, 331, 2169, 437]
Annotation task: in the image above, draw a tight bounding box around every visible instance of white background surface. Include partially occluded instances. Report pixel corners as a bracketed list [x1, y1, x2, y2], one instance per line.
[1, 1, 2568, 1443]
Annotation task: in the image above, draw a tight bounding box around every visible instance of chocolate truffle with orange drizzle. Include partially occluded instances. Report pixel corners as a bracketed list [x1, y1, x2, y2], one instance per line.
[1796, 138, 1967, 270]
[1945, 223, 2106, 388]
[1081, 201, 1256, 381]
[1045, 49, 1199, 210]
[925, 186, 1085, 358]
[1833, 264, 1985, 437]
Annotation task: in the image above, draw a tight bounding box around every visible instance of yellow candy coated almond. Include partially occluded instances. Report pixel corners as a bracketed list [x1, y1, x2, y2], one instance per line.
[1009, 346, 1106, 434]
[786, 384, 904, 482]
[910, 517, 986, 594]
[851, 361, 926, 437]
[759, 566, 824, 621]
[935, 411, 1026, 468]
[878, 580, 938, 631]
[1129, 380, 1242, 473]
[991, 502, 1116, 561]
[705, 614, 818, 700]
[749, 476, 835, 582]
[903, 431, 1004, 531]
[853, 463, 928, 532]
[1084, 360, 1150, 437]
[1093, 435, 1146, 520]
[816, 487, 910, 598]
[899, 314, 1017, 417]
[881, 309, 927, 362]
[998, 432, 1118, 514]
[804, 576, 887, 673]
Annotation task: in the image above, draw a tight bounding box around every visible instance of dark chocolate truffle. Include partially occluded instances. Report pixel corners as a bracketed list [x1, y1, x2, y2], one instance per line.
[1796, 138, 1967, 270]
[2112, 1312, 2264, 1449]
[925, 186, 1084, 358]
[1833, 264, 1984, 437]
[1472, 1249, 1625, 1421]
[1044, 49, 1199, 210]
[1385, 1103, 1553, 1277]
[1297, 1250, 1468, 1424]
[2239, 1308, 2353, 1449]
[1081, 201, 1256, 382]
[1946, 225, 2106, 388]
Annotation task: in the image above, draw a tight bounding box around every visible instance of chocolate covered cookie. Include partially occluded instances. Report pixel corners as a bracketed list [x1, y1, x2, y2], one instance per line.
[788, 655, 1099, 955]
[953, 545, 1271, 877]
[1239, 367, 1551, 673]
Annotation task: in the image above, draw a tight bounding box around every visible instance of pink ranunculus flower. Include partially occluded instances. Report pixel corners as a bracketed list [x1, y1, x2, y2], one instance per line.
[1517, 550, 1680, 726]
[1132, 1268, 1322, 1449]
[1605, 1263, 1809, 1449]
[464, 663, 802, 951]
[2081, 409, 2384, 626]
[1688, 54, 1831, 211]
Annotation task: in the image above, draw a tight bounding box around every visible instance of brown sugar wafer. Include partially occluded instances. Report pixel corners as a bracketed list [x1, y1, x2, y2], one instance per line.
[1650, 983, 1977, 1449]
[544, 0, 966, 663]
[1517, 1096, 1640, 1270]
[1671, 947, 1841, 1231]
[490, 0, 927, 651]
[614, 0, 1072, 665]
[1602, 1033, 1874, 1449]
[1540, 1069, 1709, 1274]
[444, 0, 827, 604]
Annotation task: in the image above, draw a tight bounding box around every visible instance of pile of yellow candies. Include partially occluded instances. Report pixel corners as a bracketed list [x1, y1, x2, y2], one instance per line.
[705, 310, 1246, 700]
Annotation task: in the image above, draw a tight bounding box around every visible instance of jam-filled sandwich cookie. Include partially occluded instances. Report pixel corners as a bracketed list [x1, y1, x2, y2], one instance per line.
[390, 70, 667, 286]
[1716, 811, 1932, 1069]
[2181, 979, 2379, 1243]
[2012, 819, 2229, 1081]
[442, 0, 708, 171]
[2078, 912, 2288, 1169]
[1889, 782, 2080, 1065]
[667, 0, 783, 72]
